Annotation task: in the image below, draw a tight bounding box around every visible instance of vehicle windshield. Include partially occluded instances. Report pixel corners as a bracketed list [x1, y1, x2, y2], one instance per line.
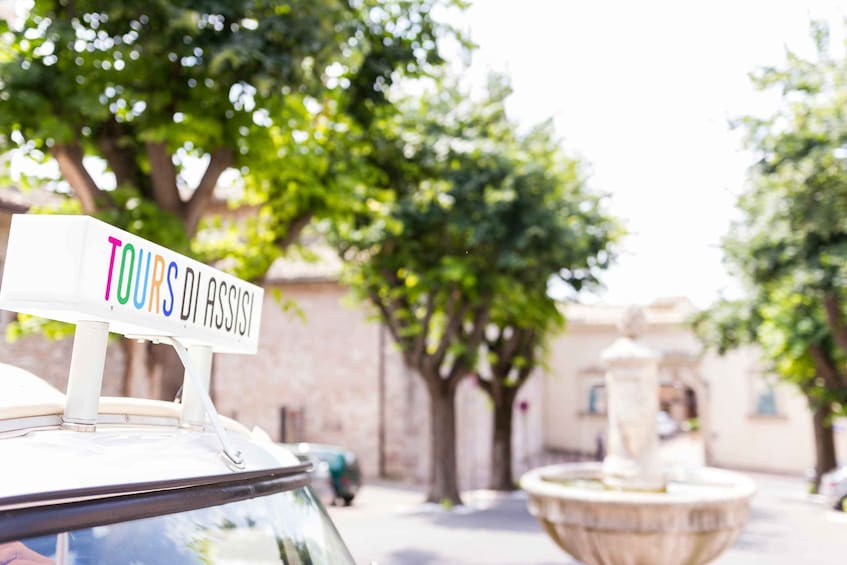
[6, 487, 354, 565]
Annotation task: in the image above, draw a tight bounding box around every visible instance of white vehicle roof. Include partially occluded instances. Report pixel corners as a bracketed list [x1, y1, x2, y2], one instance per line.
[0, 216, 301, 518]
[0, 363, 300, 503]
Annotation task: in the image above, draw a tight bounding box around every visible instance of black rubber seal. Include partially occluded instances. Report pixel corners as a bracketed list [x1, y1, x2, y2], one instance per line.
[0, 463, 312, 543]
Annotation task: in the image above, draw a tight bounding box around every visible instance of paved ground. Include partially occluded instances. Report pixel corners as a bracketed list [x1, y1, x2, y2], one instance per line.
[328, 472, 847, 565]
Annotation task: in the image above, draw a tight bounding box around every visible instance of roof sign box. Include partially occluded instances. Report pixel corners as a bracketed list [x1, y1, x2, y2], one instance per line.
[0, 215, 263, 354]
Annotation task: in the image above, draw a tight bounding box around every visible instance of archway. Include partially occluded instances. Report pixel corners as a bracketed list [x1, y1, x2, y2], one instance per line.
[658, 353, 711, 466]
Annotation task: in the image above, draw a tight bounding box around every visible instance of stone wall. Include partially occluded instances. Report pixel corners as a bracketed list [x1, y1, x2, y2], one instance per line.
[213, 280, 546, 489]
[214, 281, 384, 478]
[0, 333, 126, 396]
[0, 275, 567, 490]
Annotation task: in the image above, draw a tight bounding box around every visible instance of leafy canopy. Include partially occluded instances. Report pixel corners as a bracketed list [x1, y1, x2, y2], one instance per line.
[696, 21, 847, 416]
[336, 75, 619, 380]
[0, 0, 461, 273]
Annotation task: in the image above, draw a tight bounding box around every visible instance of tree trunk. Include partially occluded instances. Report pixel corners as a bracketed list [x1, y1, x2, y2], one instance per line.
[121, 339, 151, 398]
[489, 390, 516, 491]
[812, 402, 837, 492]
[427, 383, 462, 505]
[149, 344, 184, 401]
[120, 339, 184, 400]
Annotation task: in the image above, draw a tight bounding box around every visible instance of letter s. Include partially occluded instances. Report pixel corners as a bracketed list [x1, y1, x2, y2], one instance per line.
[163, 261, 178, 317]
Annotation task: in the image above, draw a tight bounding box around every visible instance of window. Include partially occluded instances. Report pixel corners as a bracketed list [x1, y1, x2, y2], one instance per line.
[8, 487, 354, 565]
[755, 383, 778, 416]
[586, 382, 606, 415]
[750, 371, 780, 417]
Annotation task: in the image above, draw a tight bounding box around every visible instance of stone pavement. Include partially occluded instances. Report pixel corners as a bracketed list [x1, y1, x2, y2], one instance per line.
[327, 472, 846, 565]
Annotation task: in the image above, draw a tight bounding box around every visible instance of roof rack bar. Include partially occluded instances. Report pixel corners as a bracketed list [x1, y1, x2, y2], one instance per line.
[165, 338, 244, 469]
[62, 321, 109, 431]
[180, 345, 212, 426]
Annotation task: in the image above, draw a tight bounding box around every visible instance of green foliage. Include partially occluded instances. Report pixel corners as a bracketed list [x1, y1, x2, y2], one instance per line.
[6, 313, 75, 342]
[0, 0, 462, 249]
[0, 0, 458, 151]
[336, 72, 619, 384]
[336, 74, 619, 498]
[98, 187, 192, 253]
[0, 0, 463, 342]
[698, 21, 847, 416]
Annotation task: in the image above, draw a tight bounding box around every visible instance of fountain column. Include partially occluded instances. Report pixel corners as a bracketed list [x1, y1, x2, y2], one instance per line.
[520, 304, 755, 565]
[601, 306, 665, 491]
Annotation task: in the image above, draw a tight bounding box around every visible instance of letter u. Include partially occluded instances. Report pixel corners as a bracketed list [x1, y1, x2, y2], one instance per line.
[132, 249, 152, 310]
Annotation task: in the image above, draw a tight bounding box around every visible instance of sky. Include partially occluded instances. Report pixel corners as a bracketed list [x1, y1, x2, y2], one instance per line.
[2, 0, 845, 309]
[452, 0, 847, 308]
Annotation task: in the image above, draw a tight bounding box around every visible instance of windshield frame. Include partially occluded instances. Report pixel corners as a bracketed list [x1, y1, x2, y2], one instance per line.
[0, 463, 312, 543]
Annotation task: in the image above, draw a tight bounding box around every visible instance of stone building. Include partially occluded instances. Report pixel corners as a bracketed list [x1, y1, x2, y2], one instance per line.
[0, 197, 843, 487]
[546, 298, 847, 475]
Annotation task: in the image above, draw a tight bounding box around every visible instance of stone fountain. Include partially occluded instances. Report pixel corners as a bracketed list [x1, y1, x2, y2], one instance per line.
[521, 307, 755, 565]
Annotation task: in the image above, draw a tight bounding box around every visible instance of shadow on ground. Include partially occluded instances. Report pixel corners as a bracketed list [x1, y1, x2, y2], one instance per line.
[406, 495, 544, 534]
[384, 549, 443, 564]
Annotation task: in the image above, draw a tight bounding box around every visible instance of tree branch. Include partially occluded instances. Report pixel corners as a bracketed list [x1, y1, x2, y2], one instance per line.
[51, 143, 102, 214]
[809, 343, 847, 388]
[446, 301, 491, 387]
[822, 292, 847, 356]
[465, 302, 491, 352]
[145, 141, 183, 217]
[97, 117, 145, 193]
[494, 327, 524, 377]
[368, 287, 415, 367]
[273, 212, 314, 251]
[411, 292, 436, 367]
[185, 147, 234, 236]
[476, 374, 493, 397]
[514, 329, 538, 388]
[431, 289, 462, 369]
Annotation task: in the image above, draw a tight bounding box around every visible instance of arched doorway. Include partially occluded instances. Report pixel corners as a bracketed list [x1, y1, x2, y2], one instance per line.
[658, 353, 711, 466]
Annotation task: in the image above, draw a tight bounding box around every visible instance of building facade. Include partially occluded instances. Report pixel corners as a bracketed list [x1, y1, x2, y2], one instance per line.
[0, 200, 843, 486]
[546, 298, 847, 475]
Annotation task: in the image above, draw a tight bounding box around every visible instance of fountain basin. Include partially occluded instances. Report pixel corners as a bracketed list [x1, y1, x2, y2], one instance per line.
[521, 462, 755, 565]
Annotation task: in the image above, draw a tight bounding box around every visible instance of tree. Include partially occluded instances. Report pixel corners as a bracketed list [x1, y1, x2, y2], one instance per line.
[695, 289, 847, 488]
[0, 0, 460, 396]
[696, 21, 847, 487]
[475, 124, 618, 491]
[335, 76, 618, 503]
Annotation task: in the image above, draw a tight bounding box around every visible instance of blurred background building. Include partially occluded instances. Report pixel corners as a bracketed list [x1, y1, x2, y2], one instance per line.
[0, 195, 844, 488]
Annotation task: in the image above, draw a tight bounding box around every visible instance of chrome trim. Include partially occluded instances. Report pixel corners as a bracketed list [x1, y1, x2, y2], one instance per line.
[60, 420, 96, 432]
[97, 414, 181, 428]
[0, 415, 62, 437]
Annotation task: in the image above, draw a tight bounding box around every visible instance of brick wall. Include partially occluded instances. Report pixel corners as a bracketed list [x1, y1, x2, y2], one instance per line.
[214, 281, 388, 479]
[0, 276, 546, 490]
[0, 333, 126, 396]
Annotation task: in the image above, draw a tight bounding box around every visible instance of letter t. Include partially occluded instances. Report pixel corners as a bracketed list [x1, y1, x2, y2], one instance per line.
[104, 236, 122, 301]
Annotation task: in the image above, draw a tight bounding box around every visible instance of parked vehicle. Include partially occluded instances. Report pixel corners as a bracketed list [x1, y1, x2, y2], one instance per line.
[820, 466, 847, 512]
[656, 411, 678, 439]
[0, 215, 356, 563]
[284, 442, 362, 506]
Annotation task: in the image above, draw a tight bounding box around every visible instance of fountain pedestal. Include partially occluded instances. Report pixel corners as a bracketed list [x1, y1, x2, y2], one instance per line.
[601, 331, 664, 492]
[521, 307, 754, 565]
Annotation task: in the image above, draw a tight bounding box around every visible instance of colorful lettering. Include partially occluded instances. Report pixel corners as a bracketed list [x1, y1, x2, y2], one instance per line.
[180, 267, 195, 321]
[204, 277, 217, 327]
[105, 236, 122, 300]
[163, 261, 178, 317]
[215, 281, 227, 329]
[132, 248, 151, 310]
[117, 243, 135, 305]
[147, 254, 165, 313]
[226, 284, 236, 332]
[100, 231, 259, 342]
[193, 272, 201, 323]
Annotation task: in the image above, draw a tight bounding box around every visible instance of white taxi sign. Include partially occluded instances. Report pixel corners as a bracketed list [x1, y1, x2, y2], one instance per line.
[0, 215, 263, 354]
